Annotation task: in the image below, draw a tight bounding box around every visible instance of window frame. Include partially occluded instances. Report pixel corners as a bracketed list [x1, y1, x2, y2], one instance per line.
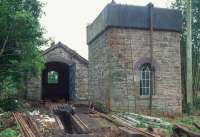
[140, 64, 154, 96]
[47, 70, 59, 84]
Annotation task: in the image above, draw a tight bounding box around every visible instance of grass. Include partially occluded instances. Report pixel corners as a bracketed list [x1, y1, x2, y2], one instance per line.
[0, 127, 20, 137]
[175, 116, 200, 132]
[0, 112, 21, 137]
[162, 114, 200, 133]
[110, 110, 200, 136]
[0, 100, 35, 137]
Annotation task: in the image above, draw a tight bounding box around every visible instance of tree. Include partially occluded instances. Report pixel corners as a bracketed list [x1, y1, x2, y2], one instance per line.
[0, 0, 45, 100]
[172, 0, 200, 108]
[186, 0, 192, 106]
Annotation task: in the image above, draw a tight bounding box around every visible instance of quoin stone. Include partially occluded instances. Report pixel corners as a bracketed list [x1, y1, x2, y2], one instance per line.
[87, 2, 182, 115]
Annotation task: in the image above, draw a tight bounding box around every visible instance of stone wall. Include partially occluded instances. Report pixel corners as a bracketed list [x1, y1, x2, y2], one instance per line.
[27, 45, 88, 101]
[88, 31, 111, 110]
[88, 28, 182, 114]
[27, 76, 41, 100]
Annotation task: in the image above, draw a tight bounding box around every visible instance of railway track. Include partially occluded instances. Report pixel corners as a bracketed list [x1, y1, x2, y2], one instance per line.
[12, 102, 161, 137]
[12, 112, 42, 137]
[49, 103, 156, 137]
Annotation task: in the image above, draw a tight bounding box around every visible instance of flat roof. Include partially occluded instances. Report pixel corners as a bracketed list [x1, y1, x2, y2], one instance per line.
[87, 3, 182, 44]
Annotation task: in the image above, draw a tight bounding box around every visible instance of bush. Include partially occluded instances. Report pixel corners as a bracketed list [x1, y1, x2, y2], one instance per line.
[195, 96, 200, 109]
[0, 77, 17, 101]
[0, 128, 17, 137]
[180, 117, 194, 125]
[185, 103, 194, 115]
[0, 98, 20, 111]
[94, 101, 107, 113]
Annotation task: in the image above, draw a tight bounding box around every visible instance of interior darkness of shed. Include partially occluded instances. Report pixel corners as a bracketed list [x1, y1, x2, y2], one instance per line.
[42, 62, 69, 101]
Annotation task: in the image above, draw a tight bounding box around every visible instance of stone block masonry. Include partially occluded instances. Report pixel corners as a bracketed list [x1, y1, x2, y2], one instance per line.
[27, 42, 88, 101]
[87, 3, 182, 115]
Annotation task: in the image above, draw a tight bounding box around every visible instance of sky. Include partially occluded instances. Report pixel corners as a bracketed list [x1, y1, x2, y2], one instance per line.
[40, 0, 172, 59]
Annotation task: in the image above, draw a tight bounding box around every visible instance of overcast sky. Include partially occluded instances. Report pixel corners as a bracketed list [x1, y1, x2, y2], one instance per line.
[40, 0, 172, 59]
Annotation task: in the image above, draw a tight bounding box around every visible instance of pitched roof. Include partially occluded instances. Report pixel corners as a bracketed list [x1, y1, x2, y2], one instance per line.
[43, 42, 88, 65]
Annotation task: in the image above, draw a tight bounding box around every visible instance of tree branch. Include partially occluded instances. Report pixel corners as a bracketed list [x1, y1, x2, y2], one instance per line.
[0, 35, 9, 57]
[0, 22, 15, 57]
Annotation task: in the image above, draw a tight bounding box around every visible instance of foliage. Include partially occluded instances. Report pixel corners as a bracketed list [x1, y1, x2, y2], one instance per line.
[0, 0, 46, 100]
[195, 96, 200, 109]
[0, 112, 20, 137]
[172, 0, 200, 108]
[185, 102, 194, 115]
[136, 122, 147, 128]
[164, 125, 173, 136]
[180, 116, 194, 125]
[48, 71, 59, 84]
[176, 116, 200, 132]
[0, 77, 17, 101]
[0, 98, 31, 111]
[0, 99, 20, 111]
[95, 101, 107, 113]
[0, 128, 17, 137]
[0, 112, 11, 129]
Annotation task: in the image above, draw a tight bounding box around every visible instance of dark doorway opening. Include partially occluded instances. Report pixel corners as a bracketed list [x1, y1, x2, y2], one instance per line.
[42, 62, 70, 101]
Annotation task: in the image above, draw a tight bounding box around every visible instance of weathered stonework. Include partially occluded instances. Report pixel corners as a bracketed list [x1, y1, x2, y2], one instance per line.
[27, 76, 41, 100]
[87, 3, 182, 115]
[88, 28, 182, 115]
[27, 42, 88, 101]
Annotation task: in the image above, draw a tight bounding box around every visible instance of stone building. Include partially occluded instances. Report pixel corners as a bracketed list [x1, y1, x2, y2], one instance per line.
[87, 3, 182, 114]
[27, 42, 88, 101]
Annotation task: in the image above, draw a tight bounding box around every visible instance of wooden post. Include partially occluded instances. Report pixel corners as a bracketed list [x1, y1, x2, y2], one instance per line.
[186, 0, 193, 106]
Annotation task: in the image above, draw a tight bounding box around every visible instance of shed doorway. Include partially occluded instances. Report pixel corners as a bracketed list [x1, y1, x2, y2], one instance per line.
[41, 61, 76, 101]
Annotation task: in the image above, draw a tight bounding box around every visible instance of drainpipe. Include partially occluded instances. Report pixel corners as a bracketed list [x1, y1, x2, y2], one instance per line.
[148, 3, 154, 116]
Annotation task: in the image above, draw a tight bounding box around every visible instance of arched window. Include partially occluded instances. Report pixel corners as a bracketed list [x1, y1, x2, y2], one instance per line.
[140, 63, 154, 96]
[48, 71, 59, 84]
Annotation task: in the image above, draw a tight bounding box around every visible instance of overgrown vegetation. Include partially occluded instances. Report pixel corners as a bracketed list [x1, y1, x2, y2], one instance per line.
[0, 0, 46, 107]
[195, 96, 200, 109]
[0, 99, 31, 112]
[0, 128, 18, 137]
[172, 0, 200, 111]
[184, 102, 194, 115]
[94, 101, 108, 113]
[176, 116, 200, 132]
[0, 112, 21, 137]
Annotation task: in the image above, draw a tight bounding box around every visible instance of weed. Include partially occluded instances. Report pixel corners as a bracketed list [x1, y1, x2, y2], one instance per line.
[0, 99, 30, 112]
[185, 103, 194, 115]
[136, 122, 147, 128]
[0, 128, 17, 137]
[195, 96, 200, 109]
[94, 101, 107, 113]
[176, 116, 200, 132]
[0, 98, 20, 111]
